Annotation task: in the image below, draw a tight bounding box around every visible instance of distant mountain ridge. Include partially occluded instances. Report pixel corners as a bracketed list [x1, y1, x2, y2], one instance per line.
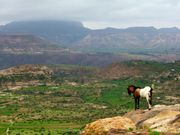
[0, 21, 180, 54]
[0, 20, 180, 69]
[74, 26, 180, 53]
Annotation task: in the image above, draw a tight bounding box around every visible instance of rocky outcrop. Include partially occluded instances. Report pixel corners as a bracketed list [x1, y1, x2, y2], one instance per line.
[0, 64, 53, 76]
[143, 110, 180, 133]
[82, 104, 180, 134]
[82, 116, 135, 135]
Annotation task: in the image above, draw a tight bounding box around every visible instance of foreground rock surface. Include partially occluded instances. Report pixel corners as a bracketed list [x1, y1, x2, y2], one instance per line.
[82, 116, 135, 135]
[82, 104, 180, 135]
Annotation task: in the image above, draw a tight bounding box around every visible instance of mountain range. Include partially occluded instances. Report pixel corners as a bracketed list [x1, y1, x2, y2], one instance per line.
[74, 27, 180, 53]
[0, 20, 180, 54]
[0, 20, 180, 68]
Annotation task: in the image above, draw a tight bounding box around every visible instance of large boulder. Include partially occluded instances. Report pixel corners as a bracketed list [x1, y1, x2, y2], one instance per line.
[82, 116, 136, 135]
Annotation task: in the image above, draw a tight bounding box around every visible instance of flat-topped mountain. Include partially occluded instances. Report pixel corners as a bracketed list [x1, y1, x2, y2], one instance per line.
[0, 20, 89, 45]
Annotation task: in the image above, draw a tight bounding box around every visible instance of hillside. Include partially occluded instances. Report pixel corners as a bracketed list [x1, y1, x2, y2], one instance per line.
[0, 34, 64, 54]
[0, 64, 53, 76]
[0, 34, 117, 68]
[1, 34, 176, 69]
[98, 61, 180, 79]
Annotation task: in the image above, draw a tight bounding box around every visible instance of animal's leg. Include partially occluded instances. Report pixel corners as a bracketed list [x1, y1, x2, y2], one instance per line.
[137, 97, 140, 109]
[134, 98, 137, 110]
[149, 92, 152, 106]
[149, 97, 152, 106]
[149, 89, 153, 106]
[146, 96, 152, 110]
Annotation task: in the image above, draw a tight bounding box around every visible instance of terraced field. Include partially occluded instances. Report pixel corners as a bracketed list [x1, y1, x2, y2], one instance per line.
[0, 61, 179, 134]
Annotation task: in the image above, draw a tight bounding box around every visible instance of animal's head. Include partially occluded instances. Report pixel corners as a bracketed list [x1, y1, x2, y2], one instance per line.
[127, 85, 135, 95]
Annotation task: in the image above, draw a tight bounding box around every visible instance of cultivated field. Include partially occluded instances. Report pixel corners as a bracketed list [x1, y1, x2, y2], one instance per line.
[0, 61, 179, 134]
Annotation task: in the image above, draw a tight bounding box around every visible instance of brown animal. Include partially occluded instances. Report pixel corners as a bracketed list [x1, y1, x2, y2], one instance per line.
[127, 85, 153, 110]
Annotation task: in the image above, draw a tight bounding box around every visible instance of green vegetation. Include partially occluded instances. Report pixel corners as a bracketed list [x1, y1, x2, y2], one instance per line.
[0, 61, 179, 134]
[149, 129, 160, 135]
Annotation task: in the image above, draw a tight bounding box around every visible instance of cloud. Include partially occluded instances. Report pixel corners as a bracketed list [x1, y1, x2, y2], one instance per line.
[0, 0, 180, 28]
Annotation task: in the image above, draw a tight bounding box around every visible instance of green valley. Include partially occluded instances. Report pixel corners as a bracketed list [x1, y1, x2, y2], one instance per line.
[0, 61, 179, 134]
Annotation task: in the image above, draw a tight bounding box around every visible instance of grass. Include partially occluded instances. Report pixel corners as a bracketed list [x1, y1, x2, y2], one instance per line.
[8, 121, 81, 135]
[149, 130, 160, 135]
[0, 104, 18, 115]
[0, 79, 141, 134]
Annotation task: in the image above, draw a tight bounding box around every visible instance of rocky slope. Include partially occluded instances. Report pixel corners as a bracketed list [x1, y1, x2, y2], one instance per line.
[0, 34, 64, 54]
[0, 64, 53, 76]
[82, 104, 180, 134]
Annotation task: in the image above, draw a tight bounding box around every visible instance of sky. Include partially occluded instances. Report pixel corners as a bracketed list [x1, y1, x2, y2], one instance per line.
[0, 0, 180, 29]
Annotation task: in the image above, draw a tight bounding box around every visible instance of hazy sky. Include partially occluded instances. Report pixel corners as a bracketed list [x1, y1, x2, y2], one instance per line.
[0, 0, 180, 29]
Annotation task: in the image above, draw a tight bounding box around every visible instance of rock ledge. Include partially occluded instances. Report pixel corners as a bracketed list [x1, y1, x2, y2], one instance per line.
[82, 104, 180, 135]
